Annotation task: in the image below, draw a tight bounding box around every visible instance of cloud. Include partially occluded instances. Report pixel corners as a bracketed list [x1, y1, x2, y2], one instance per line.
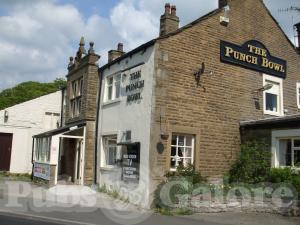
[0, 0, 299, 90]
[0, 0, 120, 90]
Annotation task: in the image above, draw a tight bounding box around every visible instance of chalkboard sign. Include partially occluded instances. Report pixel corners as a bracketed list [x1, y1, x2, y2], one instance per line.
[122, 142, 140, 182]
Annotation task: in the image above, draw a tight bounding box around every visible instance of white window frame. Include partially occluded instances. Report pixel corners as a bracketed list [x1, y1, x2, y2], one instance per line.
[102, 135, 120, 168]
[272, 129, 300, 168]
[170, 134, 195, 171]
[35, 137, 51, 163]
[104, 74, 121, 102]
[296, 83, 300, 109]
[263, 74, 283, 116]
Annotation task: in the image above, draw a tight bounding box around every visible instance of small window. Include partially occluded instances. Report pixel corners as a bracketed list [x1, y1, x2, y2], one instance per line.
[105, 74, 121, 102]
[263, 74, 283, 116]
[103, 135, 121, 166]
[170, 134, 194, 171]
[35, 137, 51, 163]
[297, 83, 300, 109]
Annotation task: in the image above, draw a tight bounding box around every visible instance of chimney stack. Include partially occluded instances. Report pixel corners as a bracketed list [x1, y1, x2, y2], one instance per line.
[219, 0, 228, 8]
[159, 3, 179, 36]
[108, 43, 125, 63]
[295, 23, 300, 51]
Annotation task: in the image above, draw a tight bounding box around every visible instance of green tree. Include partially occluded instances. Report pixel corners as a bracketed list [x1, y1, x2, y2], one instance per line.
[0, 78, 66, 110]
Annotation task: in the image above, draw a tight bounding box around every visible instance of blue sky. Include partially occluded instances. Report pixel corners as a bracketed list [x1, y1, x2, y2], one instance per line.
[0, 0, 299, 90]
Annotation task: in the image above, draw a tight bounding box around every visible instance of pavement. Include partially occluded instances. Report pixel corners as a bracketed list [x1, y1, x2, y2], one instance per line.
[0, 181, 299, 225]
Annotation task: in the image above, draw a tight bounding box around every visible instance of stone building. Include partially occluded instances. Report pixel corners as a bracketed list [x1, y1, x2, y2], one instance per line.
[32, 38, 100, 185]
[96, 0, 300, 207]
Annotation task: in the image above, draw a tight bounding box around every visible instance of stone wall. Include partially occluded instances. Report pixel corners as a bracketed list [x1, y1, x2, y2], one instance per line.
[149, 0, 300, 195]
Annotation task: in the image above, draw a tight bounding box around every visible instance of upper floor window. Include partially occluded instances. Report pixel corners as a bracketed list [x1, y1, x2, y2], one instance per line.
[70, 77, 83, 118]
[297, 83, 300, 109]
[170, 134, 195, 171]
[105, 74, 121, 102]
[263, 74, 283, 116]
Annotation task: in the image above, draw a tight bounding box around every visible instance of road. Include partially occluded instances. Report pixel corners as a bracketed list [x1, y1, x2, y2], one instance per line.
[0, 214, 59, 225]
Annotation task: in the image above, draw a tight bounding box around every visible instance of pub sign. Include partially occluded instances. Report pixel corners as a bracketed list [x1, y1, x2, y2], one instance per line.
[220, 40, 287, 78]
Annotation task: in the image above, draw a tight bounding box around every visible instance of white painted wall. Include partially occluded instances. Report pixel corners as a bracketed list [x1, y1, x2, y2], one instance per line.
[0, 91, 62, 173]
[98, 45, 155, 208]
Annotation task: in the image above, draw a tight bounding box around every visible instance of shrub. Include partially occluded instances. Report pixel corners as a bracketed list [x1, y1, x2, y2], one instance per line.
[153, 164, 205, 212]
[228, 140, 271, 184]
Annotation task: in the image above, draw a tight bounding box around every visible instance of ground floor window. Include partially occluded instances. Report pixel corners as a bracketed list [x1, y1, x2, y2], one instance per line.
[278, 138, 300, 167]
[35, 137, 51, 163]
[170, 134, 194, 171]
[103, 135, 121, 166]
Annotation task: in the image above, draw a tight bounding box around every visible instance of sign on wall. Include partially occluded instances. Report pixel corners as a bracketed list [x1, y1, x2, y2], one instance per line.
[220, 40, 287, 78]
[122, 143, 140, 182]
[33, 162, 50, 180]
[126, 70, 145, 103]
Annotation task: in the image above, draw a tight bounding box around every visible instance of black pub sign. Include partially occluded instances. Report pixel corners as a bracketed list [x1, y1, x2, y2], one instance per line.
[122, 142, 140, 182]
[220, 40, 287, 78]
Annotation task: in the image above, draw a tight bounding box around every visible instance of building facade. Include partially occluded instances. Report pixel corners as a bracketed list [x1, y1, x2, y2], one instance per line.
[32, 38, 100, 185]
[96, 0, 300, 207]
[0, 91, 61, 174]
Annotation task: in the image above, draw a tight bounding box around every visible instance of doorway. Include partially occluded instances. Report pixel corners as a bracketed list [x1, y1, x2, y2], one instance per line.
[0, 133, 13, 171]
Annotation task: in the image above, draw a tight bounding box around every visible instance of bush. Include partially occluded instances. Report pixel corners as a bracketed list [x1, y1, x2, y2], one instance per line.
[228, 140, 271, 184]
[153, 164, 205, 213]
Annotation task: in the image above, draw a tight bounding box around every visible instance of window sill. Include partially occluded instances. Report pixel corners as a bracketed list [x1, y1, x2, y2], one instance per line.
[264, 110, 283, 117]
[102, 99, 121, 107]
[100, 166, 120, 171]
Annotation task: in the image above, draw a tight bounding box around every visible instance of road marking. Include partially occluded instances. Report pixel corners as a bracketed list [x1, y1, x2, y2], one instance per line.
[0, 210, 98, 225]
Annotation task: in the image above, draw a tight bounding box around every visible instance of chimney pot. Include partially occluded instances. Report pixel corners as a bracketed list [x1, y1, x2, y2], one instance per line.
[171, 5, 176, 16]
[219, 0, 228, 9]
[117, 43, 124, 52]
[165, 3, 171, 14]
[295, 22, 300, 50]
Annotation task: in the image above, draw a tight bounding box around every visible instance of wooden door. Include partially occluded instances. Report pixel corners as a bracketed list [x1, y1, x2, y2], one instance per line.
[0, 133, 13, 171]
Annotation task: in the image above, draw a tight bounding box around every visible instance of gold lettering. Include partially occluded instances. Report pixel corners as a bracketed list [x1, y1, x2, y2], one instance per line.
[225, 47, 234, 57]
[252, 57, 258, 65]
[248, 44, 255, 53]
[261, 49, 267, 57]
[239, 53, 246, 62]
[262, 58, 269, 68]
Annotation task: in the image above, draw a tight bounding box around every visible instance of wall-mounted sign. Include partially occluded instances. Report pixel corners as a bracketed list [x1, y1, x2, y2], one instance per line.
[220, 40, 287, 78]
[126, 70, 144, 102]
[122, 143, 140, 182]
[33, 162, 50, 180]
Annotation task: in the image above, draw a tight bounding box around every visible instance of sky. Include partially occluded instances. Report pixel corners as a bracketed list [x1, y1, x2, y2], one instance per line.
[0, 0, 299, 90]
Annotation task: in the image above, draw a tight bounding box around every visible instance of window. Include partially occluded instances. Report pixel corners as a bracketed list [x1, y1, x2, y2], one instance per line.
[105, 74, 121, 102]
[263, 74, 283, 116]
[103, 135, 121, 166]
[35, 137, 51, 163]
[70, 77, 83, 118]
[278, 138, 300, 167]
[170, 134, 194, 171]
[297, 83, 300, 109]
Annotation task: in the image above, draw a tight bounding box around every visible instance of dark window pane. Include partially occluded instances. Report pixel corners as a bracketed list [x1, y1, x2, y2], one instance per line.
[170, 158, 176, 169]
[294, 139, 300, 147]
[266, 93, 278, 112]
[171, 147, 176, 156]
[171, 135, 177, 145]
[294, 150, 300, 166]
[178, 136, 184, 146]
[178, 147, 183, 157]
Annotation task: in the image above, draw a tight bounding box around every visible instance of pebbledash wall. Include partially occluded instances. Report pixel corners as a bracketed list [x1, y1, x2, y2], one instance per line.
[0, 91, 61, 173]
[97, 0, 300, 208]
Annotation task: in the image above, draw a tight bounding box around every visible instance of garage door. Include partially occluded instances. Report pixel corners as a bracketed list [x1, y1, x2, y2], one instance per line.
[0, 133, 13, 171]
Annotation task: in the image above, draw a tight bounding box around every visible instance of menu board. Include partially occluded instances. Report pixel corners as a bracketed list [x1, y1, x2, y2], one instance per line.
[122, 143, 140, 182]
